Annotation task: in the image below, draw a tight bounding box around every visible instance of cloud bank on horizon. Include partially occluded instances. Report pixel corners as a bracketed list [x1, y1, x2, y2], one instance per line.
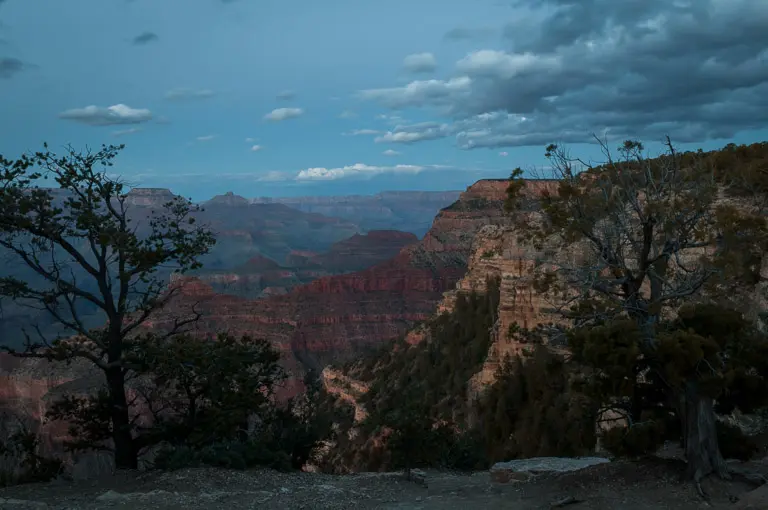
[0, 0, 766, 199]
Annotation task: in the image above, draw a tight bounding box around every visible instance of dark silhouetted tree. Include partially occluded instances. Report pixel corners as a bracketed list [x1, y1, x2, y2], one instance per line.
[0, 144, 215, 469]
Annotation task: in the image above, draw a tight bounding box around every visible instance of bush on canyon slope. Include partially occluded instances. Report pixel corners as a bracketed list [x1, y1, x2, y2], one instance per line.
[476, 344, 598, 463]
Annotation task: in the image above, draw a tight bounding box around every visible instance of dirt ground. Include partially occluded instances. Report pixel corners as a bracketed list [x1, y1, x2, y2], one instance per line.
[0, 457, 765, 509]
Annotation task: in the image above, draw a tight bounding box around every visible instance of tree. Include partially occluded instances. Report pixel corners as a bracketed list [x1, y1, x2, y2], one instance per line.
[372, 389, 438, 480]
[506, 137, 768, 485]
[569, 303, 768, 462]
[0, 144, 215, 469]
[49, 333, 288, 464]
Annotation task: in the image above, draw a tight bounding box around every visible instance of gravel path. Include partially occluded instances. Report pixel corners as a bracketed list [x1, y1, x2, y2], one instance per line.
[0, 458, 763, 509]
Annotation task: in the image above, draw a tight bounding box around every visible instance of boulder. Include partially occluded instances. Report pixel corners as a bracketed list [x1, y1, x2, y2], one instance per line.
[490, 457, 610, 484]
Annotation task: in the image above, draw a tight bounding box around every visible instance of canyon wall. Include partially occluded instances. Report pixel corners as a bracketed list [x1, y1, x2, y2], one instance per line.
[192, 230, 418, 299]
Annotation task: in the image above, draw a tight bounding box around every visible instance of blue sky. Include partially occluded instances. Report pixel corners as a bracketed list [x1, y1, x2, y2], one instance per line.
[0, 0, 766, 200]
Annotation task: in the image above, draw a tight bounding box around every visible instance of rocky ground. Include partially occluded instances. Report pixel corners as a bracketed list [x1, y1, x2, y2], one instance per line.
[1, 457, 767, 509]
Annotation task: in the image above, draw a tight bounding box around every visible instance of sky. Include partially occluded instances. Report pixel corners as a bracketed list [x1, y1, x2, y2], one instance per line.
[0, 0, 767, 200]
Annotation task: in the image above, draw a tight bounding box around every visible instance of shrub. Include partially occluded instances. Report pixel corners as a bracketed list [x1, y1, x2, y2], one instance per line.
[0, 428, 63, 487]
[716, 422, 760, 461]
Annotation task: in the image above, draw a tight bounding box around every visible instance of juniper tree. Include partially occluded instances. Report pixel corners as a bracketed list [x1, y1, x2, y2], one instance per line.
[506, 138, 768, 486]
[0, 144, 215, 469]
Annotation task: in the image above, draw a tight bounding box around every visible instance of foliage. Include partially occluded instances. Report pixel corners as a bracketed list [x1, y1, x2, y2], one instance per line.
[715, 422, 761, 461]
[152, 440, 293, 472]
[476, 345, 597, 462]
[600, 421, 668, 458]
[47, 333, 288, 457]
[0, 426, 63, 486]
[150, 369, 353, 472]
[0, 143, 216, 469]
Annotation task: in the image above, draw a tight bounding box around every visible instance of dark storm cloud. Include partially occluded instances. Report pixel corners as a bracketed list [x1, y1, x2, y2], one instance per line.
[132, 31, 158, 45]
[0, 56, 25, 78]
[362, 0, 768, 149]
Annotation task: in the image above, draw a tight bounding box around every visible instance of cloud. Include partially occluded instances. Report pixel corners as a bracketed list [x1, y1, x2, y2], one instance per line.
[443, 27, 495, 41]
[403, 52, 437, 73]
[276, 89, 296, 101]
[257, 171, 290, 182]
[344, 129, 380, 136]
[374, 121, 452, 144]
[499, 151, 508, 156]
[455, 50, 562, 79]
[164, 87, 215, 100]
[59, 104, 153, 126]
[132, 31, 158, 45]
[196, 135, 216, 142]
[295, 163, 427, 181]
[339, 110, 358, 119]
[376, 114, 406, 125]
[250, 144, 263, 152]
[263, 107, 304, 121]
[382, 149, 401, 156]
[112, 127, 142, 137]
[358, 0, 768, 148]
[0, 57, 24, 79]
[359, 76, 471, 109]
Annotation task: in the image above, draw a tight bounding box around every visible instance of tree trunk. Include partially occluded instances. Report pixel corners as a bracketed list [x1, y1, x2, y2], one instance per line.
[680, 381, 729, 482]
[106, 367, 138, 470]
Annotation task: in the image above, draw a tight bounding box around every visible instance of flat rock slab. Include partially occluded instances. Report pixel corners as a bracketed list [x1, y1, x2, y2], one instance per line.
[729, 484, 768, 509]
[490, 457, 610, 484]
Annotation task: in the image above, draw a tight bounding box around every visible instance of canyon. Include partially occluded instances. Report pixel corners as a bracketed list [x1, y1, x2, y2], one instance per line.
[0, 179, 510, 454]
[250, 190, 461, 237]
[193, 230, 418, 299]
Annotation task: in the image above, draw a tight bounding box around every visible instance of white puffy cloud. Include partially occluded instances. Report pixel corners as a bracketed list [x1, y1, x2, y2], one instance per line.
[375, 122, 452, 144]
[343, 129, 380, 136]
[358, 77, 471, 109]
[250, 144, 263, 152]
[382, 149, 402, 156]
[403, 52, 437, 73]
[263, 107, 304, 121]
[58, 104, 153, 126]
[295, 163, 425, 181]
[455, 50, 561, 79]
[499, 151, 509, 156]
